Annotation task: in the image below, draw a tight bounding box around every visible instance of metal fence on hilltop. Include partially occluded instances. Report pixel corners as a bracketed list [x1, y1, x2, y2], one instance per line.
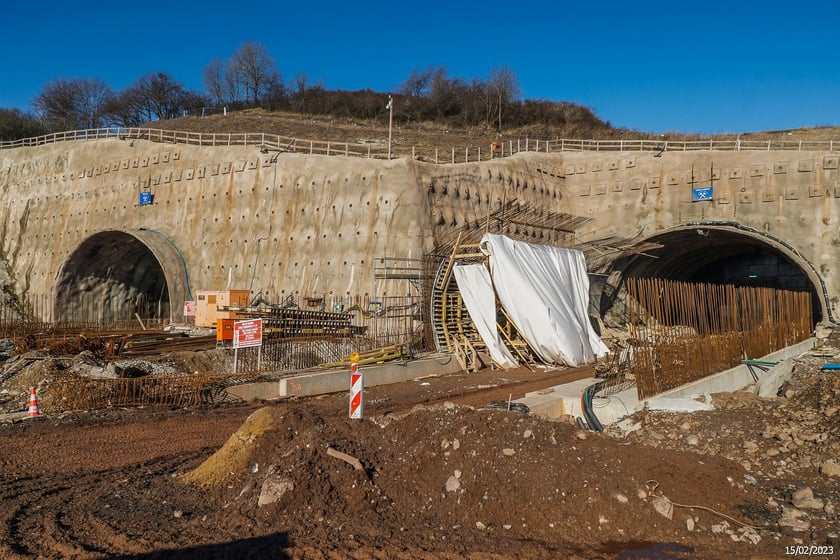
[2, 127, 838, 165]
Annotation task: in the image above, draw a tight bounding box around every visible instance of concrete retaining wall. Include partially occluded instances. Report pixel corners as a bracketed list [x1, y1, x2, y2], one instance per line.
[661, 337, 814, 398]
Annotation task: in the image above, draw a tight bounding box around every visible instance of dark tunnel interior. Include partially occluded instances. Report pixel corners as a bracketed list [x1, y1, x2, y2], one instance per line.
[55, 231, 170, 324]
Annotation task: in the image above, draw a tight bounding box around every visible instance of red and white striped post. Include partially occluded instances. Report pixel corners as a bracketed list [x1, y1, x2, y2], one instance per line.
[349, 353, 363, 419]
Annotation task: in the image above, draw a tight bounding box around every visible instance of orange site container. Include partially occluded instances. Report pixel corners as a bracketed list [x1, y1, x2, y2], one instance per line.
[216, 318, 235, 342]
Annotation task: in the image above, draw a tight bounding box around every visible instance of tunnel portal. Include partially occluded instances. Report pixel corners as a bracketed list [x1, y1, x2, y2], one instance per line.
[605, 224, 825, 324]
[54, 230, 183, 324]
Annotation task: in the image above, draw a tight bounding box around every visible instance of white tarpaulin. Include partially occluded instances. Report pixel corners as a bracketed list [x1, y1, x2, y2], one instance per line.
[481, 233, 608, 367]
[453, 264, 519, 369]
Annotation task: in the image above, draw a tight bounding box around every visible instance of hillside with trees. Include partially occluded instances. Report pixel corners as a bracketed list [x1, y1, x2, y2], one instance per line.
[0, 42, 624, 143]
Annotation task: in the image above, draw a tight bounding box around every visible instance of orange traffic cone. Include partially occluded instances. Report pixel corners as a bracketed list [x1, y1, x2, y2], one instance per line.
[27, 387, 40, 418]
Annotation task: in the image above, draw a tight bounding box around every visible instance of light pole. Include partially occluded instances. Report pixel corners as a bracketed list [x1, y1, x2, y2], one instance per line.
[387, 95, 393, 160]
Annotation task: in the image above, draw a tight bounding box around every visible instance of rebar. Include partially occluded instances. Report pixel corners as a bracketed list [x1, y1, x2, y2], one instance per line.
[40, 372, 254, 411]
[623, 277, 812, 399]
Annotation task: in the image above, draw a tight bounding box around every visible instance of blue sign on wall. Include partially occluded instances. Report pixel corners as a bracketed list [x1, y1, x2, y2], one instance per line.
[139, 191, 153, 206]
[692, 186, 713, 202]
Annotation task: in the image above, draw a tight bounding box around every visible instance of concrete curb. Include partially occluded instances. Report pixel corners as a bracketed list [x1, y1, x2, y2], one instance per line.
[0, 411, 35, 423]
[225, 353, 462, 402]
[753, 360, 795, 398]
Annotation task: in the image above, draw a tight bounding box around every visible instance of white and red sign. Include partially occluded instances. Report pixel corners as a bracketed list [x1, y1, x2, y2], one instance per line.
[183, 300, 196, 317]
[349, 362, 364, 419]
[233, 318, 263, 348]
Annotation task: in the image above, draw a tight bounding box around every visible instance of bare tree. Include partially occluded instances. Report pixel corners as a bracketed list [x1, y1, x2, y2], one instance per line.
[0, 108, 47, 140]
[231, 42, 279, 106]
[470, 78, 493, 128]
[261, 80, 287, 110]
[102, 88, 146, 128]
[294, 73, 309, 96]
[487, 66, 520, 131]
[178, 89, 211, 117]
[32, 78, 115, 131]
[429, 66, 466, 120]
[291, 73, 309, 110]
[399, 65, 434, 97]
[223, 62, 242, 107]
[133, 72, 184, 120]
[32, 79, 84, 131]
[76, 79, 114, 128]
[203, 58, 227, 107]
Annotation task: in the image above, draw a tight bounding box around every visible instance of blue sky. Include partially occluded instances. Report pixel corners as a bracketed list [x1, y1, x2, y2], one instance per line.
[3, 0, 838, 134]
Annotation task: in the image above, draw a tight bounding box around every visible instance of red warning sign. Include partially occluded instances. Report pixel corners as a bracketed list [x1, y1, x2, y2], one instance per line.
[233, 318, 263, 348]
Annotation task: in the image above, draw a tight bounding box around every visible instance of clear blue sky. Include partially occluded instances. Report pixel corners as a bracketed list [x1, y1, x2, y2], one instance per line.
[3, 0, 838, 135]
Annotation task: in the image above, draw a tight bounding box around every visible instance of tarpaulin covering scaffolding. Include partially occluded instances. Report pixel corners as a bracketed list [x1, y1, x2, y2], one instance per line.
[456, 234, 608, 367]
[453, 264, 519, 369]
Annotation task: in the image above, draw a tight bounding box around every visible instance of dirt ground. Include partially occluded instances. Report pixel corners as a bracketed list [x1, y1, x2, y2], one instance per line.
[1, 344, 839, 559]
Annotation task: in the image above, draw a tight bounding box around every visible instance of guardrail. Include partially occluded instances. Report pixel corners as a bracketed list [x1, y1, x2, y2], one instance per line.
[544, 137, 840, 153]
[1, 126, 838, 164]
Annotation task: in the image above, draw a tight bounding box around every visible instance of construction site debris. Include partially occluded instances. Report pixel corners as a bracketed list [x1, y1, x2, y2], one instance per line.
[182, 406, 286, 487]
[326, 447, 364, 471]
[319, 344, 408, 368]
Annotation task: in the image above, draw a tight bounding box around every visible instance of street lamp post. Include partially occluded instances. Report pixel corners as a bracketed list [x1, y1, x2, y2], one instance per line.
[387, 95, 393, 160]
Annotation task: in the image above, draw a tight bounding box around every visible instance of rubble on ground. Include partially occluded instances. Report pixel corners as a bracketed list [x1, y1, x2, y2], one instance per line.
[0, 340, 199, 414]
[605, 335, 840, 546]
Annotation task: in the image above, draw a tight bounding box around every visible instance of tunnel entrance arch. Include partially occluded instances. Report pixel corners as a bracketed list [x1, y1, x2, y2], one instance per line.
[54, 229, 189, 325]
[600, 223, 828, 326]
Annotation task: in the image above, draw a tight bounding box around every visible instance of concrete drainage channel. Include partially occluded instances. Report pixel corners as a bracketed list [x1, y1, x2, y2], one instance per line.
[516, 337, 816, 429]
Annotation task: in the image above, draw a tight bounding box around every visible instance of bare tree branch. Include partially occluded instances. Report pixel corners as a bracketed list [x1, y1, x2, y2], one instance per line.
[231, 42, 279, 106]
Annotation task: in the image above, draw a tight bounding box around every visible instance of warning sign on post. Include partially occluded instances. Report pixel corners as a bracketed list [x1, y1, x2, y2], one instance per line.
[183, 300, 196, 317]
[233, 318, 263, 348]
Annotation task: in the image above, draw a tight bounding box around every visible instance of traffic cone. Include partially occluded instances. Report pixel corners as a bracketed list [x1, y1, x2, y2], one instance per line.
[27, 387, 40, 418]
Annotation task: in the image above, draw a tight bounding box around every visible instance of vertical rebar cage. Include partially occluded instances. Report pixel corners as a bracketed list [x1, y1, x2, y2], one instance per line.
[623, 277, 812, 399]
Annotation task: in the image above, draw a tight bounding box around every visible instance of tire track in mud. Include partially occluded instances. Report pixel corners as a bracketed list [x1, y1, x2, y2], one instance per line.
[1, 478, 73, 558]
[1, 451, 212, 559]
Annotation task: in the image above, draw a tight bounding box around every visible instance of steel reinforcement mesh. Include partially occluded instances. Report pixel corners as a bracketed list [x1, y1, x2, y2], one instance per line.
[623, 278, 812, 400]
[40, 373, 263, 412]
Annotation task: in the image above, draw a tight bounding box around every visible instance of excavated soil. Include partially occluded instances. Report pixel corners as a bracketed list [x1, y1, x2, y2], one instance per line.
[1, 341, 839, 559]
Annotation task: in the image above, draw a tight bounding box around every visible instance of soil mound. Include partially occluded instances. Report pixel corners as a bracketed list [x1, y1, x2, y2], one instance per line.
[183, 406, 301, 486]
[180, 402, 768, 557]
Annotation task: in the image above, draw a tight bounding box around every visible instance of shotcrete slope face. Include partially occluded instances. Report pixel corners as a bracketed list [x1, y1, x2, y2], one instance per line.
[2, 137, 838, 325]
[55, 231, 170, 323]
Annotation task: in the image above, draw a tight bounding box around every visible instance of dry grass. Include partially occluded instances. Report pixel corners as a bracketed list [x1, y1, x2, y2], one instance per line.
[725, 126, 840, 141]
[144, 108, 840, 151]
[145, 108, 512, 154]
